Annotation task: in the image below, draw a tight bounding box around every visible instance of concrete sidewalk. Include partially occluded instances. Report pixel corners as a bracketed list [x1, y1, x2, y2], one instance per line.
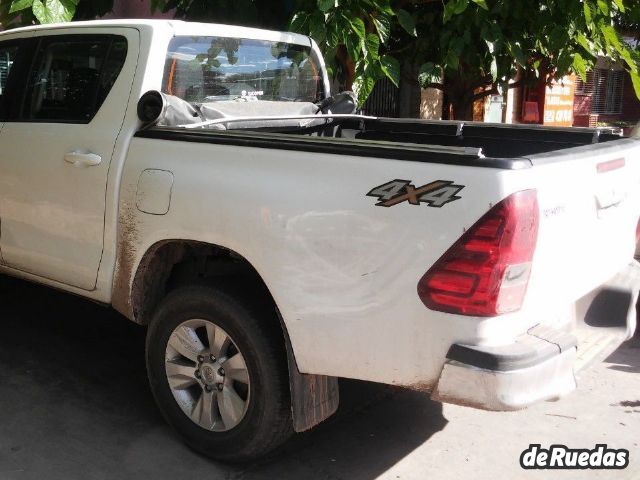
[0, 277, 637, 480]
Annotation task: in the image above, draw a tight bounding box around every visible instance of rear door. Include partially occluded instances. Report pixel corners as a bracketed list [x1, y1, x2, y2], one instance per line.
[0, 28, 139, 290]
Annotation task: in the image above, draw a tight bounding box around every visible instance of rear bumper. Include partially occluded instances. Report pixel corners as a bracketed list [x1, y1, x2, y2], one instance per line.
[432, 260, 640, 411]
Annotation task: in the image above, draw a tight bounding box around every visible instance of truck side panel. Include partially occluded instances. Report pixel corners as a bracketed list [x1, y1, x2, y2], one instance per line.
[117, 137, 512, 388]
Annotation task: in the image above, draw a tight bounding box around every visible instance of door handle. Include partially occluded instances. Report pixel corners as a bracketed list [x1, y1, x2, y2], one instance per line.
[64, 151, 102, 167]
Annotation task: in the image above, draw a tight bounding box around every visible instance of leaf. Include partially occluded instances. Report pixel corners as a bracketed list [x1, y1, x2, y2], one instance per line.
[317, 0, 333, 13]
[620, 48, 636, 71]
[490, 57, 497, 81]
[380, 55, 400, 86]
[418, 61, 441, 87]
[576, 33, 591, 52]
[372, 15, 391, 43]
[451, 0, 469, 14]
[630, 70, 640, 101]
[572, 53, 587, 81]
[613, 0, 625, 12]
[344, 34, 360, 62]
[472, 0, 488, 10]
[326, 20, 340, 47]
[396, 9, 417, 37]
[484, 39, 495, 53]
[596, 0, 609, 15]
[367, 0, 394, 15]
[556, 50, 573, 74]
[289, 12, 310, 32]
[583, 1, 592, 24]
[32, 0, 76, 23]
[9, 0, 34, 13]
[352, 74, 376, 106]
[444, 49, 460, 71]
[508, 42, 526, 66]
[309, 11, 326, 44]
[363, 33, 380, 60]
[601, 24, 622, 51]
[348, 16, 366, 40]
[443, 0, 469, 22]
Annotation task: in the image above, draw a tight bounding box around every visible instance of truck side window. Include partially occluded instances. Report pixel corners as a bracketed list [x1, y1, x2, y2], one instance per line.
[0, 44, 18, 118]
[21, 35, 127, 123]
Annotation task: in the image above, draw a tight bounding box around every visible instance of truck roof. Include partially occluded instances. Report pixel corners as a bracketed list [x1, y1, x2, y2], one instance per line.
[0, 19, 313, 47]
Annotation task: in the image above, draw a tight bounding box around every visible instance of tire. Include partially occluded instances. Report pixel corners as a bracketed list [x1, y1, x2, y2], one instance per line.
[146, 284, 293, 462]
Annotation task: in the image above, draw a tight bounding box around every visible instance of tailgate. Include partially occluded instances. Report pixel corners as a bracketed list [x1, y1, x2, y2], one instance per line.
[521, 138, 640, 318]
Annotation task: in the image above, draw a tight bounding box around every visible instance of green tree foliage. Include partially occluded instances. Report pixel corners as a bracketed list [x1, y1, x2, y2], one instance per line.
[152, 0, 640, 119]
[292, 0, 640, 118]
[616, 0, 640, 41]
[4, 0, 639, 120]
[0, 0, 113, 27]
[436, 0, 640, 118]
[290, 0, 401, 106]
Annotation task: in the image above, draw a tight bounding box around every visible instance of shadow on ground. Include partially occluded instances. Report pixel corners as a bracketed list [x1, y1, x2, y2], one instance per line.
[0, 277, 446, 480]
[606, 334, 640, 374]
[604, 300, 640, 375]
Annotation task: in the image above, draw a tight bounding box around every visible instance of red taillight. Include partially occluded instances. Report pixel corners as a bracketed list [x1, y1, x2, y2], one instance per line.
[417, 190, 539, 316]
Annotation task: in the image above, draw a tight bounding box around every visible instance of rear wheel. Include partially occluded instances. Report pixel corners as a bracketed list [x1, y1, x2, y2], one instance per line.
[146, 284, 293, 462]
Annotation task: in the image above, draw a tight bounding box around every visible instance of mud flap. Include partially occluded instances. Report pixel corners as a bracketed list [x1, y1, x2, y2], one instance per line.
[279, 313, 339, 432]
[284, 340, 340, 432]
[286, 354, 340, 432]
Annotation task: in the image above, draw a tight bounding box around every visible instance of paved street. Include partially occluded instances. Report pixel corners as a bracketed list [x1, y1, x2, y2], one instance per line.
[0, 276, 638, 480]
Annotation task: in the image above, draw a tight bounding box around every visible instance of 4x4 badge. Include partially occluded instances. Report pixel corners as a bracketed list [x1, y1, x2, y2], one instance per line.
[367, 179, 464, 208]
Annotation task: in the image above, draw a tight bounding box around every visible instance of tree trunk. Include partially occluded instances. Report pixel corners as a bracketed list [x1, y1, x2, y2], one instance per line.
[449, 98, 475, 120]
[444, 73, 480, 121]
[335, 45, 355, 91]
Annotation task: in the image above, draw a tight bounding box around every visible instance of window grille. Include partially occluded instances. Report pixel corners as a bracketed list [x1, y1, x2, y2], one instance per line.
[591, 69, 624, 114]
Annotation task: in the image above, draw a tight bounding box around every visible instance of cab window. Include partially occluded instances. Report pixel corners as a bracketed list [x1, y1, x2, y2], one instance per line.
[0, 42, 19, 118]
[21, 35, 127, 123]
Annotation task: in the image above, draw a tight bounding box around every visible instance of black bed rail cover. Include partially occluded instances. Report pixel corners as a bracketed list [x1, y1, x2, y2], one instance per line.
[135, 127, 532, 170]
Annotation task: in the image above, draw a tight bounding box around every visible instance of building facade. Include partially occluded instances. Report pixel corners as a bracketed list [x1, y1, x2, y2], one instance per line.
[572, 59, 640, 135]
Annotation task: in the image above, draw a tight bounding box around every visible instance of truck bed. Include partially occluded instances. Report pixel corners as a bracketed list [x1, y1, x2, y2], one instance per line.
[137, 116, 624, 167]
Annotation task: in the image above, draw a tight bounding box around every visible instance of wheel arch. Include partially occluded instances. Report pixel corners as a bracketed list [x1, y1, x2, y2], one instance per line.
[120, 238, 339, 432]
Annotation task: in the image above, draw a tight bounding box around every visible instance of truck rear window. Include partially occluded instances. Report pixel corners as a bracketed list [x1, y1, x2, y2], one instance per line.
[163, 36, 324, 104]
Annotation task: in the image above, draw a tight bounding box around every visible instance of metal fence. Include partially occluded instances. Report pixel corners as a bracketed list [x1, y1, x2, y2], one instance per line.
[362, 77, 400, 117]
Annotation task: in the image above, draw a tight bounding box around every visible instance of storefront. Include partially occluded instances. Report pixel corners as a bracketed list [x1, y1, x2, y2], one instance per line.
[520, 75, 576, 127]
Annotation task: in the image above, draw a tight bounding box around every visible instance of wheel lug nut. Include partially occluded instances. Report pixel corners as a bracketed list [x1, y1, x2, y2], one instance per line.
[218, 368, 225, 376]
[210, 354, 216, 361]
[205, 385, 212, 392]
[194, 370, 201, 378]
[197, 355, 204, 363]
[216, 383, 223, 391]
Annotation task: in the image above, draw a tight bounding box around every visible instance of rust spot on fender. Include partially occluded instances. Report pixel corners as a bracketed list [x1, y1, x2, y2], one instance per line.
[112, 194, 139, 320]
[399, 381, 436, 394]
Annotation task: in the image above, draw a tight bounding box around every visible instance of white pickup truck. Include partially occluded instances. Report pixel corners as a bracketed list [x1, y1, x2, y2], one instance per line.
[0, 19, 638, 461]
